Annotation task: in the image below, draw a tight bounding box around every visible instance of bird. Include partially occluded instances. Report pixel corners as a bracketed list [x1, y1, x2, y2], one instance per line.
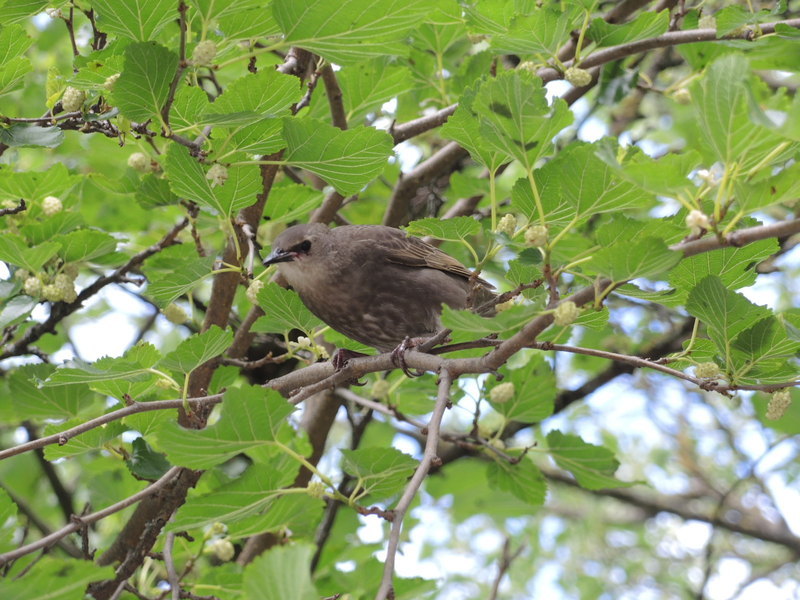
[262, 223, 494, 360]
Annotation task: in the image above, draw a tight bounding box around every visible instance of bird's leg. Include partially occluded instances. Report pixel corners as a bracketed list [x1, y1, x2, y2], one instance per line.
[390, 337, 426, 378]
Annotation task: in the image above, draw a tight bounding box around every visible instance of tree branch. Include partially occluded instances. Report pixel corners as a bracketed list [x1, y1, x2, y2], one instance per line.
[375, 368, 453, 600]
[0, 467, 184, 566]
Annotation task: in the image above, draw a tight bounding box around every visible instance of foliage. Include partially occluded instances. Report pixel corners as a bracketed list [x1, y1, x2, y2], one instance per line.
[0, 1, 799, 599]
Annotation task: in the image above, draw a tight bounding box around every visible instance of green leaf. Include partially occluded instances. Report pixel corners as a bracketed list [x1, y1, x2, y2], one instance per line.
[126, 437, 171, 480]
[473, 70, 573, 169]
[218, 7, 281, 39]
[0, 123, 63, 147]
[242, 543, 318, 600]
[546, 430, 634, 490]
[0, 56, 31, 96]
[441, 98, 507, 172]
[729, 317, 800, 384]
[169, 456, 299, 532]
[262, 181, 324, 225]
[158, 387, 296, 469]
[0, 23, 32, 64]
[135, 173, 178, 208]
[57, 229, 118, 263]
[9, 364, 94, 420]
[44, 342, 161, 388]
[160, 326, 233, 375]
[254, 282, 323, 334]
[273, 0, 429, 65]
[0, 295, 37, 329]
[115, 42, 178, 123]
[205, 69, 301, 123]
[145, 249, 215, 308]
[226, 118, 285, 156]
[44, 421, 126, 460]
[92, 0, 177, 41]
[165, 144, 261, 215]
[441, 303, 540, 340]
[2, 557, 114, 600]
[691, 54, 790, 170]
[0, 234, 60, 272]
[587, 10, 669, 46]
[336, 57, 412, 124]
[283, 118, 392, 196]
[686, 275, 771, 354]
[404, 216, 480, 242]
[340, 447, 418, 500]
[487, 355, 555, 422]
[590, 237, 680, 283]
[486, 454, 547, 506]
[492, 6, 580, 56]
[670, 239, 777, 299]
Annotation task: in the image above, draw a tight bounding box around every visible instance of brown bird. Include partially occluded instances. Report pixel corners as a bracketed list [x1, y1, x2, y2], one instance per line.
[263, 223, 494, 355]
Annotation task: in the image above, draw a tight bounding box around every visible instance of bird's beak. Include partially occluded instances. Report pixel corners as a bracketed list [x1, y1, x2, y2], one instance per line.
[263, 247, 296, 266]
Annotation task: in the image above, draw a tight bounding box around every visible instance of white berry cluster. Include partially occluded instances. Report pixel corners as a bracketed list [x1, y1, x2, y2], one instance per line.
[553, 300, 580, 326]
[61, 86, 86, 112]
[564, 67, 593, 87]
[42, 195, 63, 216]
[192, 40, 218, 66]
[686, 209, 711, 235]
[246, 279, 264, 304]
[127, 152, 152, 173]
[495, 214, 517, 237]
[206, 538, 234, 562]
[524, 225, 548, 247]
[22, 270, 77, 303]
[766, 388, 792, 421]
[206, 164, 228, 187]
[489, 382, 515, 404]
[163, 303, 188, 324]
[694, 361, 721, 379]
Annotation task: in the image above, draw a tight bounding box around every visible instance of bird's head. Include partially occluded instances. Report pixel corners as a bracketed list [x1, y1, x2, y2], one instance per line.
[263, 223, 331, 274]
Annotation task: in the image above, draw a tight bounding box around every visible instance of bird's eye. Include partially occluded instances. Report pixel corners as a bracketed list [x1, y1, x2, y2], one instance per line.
[297, 240, 311, 253]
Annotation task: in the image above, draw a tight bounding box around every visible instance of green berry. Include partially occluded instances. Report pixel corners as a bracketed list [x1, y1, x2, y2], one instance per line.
[564, 67, 593, 87]
[163, 303, 188, 324]
[307, 481, 326, 499]
[24, 276, 43, 297]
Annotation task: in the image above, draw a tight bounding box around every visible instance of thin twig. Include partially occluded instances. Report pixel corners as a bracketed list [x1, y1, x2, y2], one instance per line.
[375, 368, 453, 600]
[0, 467, 184, 566]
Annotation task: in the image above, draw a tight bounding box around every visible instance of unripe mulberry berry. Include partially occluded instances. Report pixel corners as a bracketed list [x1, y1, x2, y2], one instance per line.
[694, 362, 720, 379]
[553, 301, 579, 326]
[208, 538, 234, 562]
[766, 388, 792, 420]
[246, 279, 264, 304]
[103, 73, 120, 90]
[42, 196, 62, 216]
[489, 382, 515, 404]
[61, 87, 86, 112]
[193, 40, 218, 66]
[524, 225, 548, 247]
[206, 164, 228, 187]
[372, 379, 390, 399]
[163, 303, 188, 324]
[127, 152, 151, 173]
[495, 214, 517, 237]
[307, 481, 326, 499]
[564, 67, 592, 87]
[686, 209, 711, 235]
[24, 277, 43, 297]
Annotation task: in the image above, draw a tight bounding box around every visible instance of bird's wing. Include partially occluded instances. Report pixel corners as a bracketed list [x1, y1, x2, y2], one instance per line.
[382, 234, 494, 288]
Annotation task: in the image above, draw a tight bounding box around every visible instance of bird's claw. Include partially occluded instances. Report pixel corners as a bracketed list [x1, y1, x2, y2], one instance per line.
[391, 337, 425, 378]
